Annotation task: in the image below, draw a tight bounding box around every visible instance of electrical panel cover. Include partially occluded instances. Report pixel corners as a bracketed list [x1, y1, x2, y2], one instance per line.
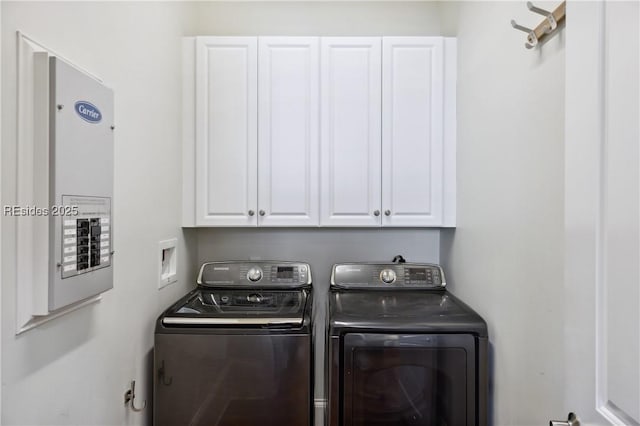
[49, 57, 114, 311]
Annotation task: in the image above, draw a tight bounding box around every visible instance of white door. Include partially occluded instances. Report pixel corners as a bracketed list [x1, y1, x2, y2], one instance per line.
[258, 37, 320, 226]
[320, 37, 382, 227]
[382, 37, 444, 227]
[195, 37, 258, 226]
[564, 1, 639, 425]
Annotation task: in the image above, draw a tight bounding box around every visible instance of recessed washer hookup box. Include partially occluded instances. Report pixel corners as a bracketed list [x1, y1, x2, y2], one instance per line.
[49, 57, 114, 311]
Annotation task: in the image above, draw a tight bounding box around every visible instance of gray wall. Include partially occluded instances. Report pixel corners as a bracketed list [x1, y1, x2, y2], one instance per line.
[196, 228, 440, 420]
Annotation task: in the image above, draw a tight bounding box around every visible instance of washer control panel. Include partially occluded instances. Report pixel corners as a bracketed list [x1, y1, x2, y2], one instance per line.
[331, 263, 445, 289]
[198, 261, 312, 287]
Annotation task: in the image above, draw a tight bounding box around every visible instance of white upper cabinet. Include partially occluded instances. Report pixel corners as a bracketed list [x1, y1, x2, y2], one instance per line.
[194, 37, 258, 226]
[382, 37, 448, 227]
[320, 36, 455, 227]
[258, 37, 320, 226]
[320, 37, 382, 226]
[184, 36, 456, 228]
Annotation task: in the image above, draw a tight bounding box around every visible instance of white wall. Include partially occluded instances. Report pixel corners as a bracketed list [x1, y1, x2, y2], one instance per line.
[1, 3, 196, 425]
[439, 2, 565, 425]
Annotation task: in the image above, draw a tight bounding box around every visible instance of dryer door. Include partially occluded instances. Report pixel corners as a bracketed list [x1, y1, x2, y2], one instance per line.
[342, 333, 477, 426]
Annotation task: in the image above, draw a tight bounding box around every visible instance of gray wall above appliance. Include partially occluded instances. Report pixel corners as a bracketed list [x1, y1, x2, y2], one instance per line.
[195, 226, 440, 420]
[196, 228, 440, 287]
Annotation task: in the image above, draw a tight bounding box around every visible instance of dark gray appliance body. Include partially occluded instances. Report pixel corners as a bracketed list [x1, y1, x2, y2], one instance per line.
[154, 261, 313, 426]
[326, 263, 488, 426]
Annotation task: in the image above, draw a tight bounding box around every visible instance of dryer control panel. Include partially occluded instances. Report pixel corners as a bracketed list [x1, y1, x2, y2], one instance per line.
[331, 263, 445, 289]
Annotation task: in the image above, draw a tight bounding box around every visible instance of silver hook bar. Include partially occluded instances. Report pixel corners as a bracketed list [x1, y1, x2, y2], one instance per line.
[527, 2, 557, 32]
[511, 19, 538, 49]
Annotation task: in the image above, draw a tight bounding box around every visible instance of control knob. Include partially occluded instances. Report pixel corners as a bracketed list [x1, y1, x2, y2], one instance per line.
[380, 269, 397, 284]
[247, 267, 263, 282]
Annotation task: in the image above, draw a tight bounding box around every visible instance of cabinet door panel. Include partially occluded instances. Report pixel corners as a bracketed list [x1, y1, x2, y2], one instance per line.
[321, 37, 382, 226]
[196, 37, 257, 226]
[258, 37, 320, 226]
[382, 37, 444, 226]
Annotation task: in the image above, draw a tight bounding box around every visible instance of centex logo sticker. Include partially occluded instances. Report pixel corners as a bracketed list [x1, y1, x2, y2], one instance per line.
[74, 101, 102, 123]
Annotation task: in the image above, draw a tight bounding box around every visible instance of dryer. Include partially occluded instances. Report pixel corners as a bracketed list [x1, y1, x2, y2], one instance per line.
[326, 262, 488, 426]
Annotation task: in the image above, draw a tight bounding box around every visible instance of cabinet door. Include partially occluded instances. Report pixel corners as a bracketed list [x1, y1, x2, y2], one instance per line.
[258, 37, 320, 226]
[195, 37, 258, 226]
[320, 37, 382, 226]
[382, 37, 444, 226]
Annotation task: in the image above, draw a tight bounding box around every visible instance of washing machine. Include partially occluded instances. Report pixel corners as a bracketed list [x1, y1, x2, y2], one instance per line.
[154, 261, 313, 426]
[326, 262, 488, 426]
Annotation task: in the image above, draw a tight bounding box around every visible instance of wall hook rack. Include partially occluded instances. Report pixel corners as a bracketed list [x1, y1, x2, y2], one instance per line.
[511, 1, 566, 49]
[124, 380, 147, 412]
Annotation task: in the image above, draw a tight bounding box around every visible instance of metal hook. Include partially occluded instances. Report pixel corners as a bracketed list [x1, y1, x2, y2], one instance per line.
[511, 19, 538, 49]
[124, 380, 147, 412]
[158, 360, 173, 386]
[527, 2, 557, 32]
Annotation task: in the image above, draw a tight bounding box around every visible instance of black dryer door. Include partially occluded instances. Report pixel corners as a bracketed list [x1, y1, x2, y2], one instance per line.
[343, 333, 476, 426]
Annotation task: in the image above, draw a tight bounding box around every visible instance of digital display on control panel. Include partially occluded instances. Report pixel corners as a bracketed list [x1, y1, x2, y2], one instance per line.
[408, 268, 427, 281]
[276, 266, 294, 279]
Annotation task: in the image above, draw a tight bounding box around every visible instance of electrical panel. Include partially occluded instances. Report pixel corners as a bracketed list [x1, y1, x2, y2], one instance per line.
[48, 57, 114, 311]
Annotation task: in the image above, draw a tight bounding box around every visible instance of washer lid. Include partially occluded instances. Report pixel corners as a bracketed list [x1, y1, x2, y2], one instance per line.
[329, 290, 488, 337]
[162, 288, 309, 327]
